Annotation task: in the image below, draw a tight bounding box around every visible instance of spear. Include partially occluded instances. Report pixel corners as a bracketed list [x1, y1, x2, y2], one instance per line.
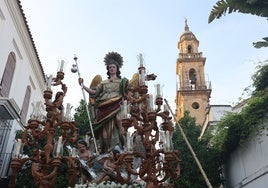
[71, 55, 99, 155]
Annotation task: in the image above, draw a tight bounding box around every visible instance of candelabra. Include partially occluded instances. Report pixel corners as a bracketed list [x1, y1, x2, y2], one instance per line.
[110, 54, 181, 187]
[9, 61, 78, 188]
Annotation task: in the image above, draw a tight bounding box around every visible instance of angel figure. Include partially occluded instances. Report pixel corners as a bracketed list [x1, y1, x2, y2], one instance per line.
[78, 52, 130, 154]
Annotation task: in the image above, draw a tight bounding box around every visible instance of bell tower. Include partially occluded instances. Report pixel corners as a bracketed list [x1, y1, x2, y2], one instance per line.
[175, 19, 211, 126]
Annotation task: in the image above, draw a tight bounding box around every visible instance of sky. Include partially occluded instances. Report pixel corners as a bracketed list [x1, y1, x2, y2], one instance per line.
[20, 0, 268, 113]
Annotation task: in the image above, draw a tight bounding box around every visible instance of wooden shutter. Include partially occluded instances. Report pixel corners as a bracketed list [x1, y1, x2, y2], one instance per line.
[0, 52, 16, 97]
[20, 85, 31, 123]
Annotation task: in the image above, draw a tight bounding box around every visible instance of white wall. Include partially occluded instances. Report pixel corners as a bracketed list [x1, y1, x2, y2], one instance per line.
[225, 125, 268, 188]
[200, 105, 232, 138]
[0, 0, 45, 178]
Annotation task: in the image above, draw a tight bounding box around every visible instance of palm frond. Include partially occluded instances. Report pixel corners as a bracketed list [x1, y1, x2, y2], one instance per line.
[208, 0, 268, 23]
[253, 37, 268, 49]
[208, 0, 230, 23]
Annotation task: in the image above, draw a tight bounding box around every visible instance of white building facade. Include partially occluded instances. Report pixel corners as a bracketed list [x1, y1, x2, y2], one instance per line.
[0, 0, 45, 183]
[200, 105, 232, 138]
[201, 101, 268, 188]
[224, 127, 268, 188]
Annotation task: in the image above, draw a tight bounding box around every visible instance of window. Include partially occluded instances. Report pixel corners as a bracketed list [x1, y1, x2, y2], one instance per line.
[21, 85, 31, 123]
[189, 69, 196, 90]
[0, 52, 16, 97]
[192, 102, 200, 109]
[187, 45, 192, 53]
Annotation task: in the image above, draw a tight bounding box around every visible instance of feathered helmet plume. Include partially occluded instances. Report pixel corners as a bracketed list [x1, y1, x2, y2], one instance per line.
[104, 52, 123, 68]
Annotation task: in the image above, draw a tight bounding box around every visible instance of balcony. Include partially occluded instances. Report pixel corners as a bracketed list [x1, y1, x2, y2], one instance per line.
[0, 98, 20, 120]
[178, 52, 205, 61]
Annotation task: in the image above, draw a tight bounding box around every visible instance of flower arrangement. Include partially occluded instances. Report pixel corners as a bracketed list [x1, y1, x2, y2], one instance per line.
[71, 181, 146, 188]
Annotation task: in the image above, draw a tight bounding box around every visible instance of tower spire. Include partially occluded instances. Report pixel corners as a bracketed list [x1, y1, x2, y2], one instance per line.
[184, 18, 189, 32]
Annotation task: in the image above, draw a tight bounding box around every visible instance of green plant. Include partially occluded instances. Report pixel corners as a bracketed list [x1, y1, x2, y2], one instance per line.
[207, 61, 268, 161]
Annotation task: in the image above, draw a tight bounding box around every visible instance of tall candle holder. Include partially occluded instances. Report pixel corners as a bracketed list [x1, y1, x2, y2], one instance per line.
[9, 69, 78, 188]
[9, 55, 180, 188]
[103, 56, 181, 188]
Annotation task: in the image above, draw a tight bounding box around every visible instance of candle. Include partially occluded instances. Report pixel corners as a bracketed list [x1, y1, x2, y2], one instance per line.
[47, 74, 53, 90]
[166, 131, 170, 151]
[126, 132, 131, 151]
[30, 102, 37, 120]
[64, 103, 72, 121]
[56, 136, 62, 156]
[139, 69, 145, 85]
[15, 139, 22, 158]
[139, 53, 144, 67]
[36, 101, 42, 120]
[123, 100, 128, 118]
[156, 83, 161, 97]
[148, 94, 154, 112]
[59, 60, 65, 72]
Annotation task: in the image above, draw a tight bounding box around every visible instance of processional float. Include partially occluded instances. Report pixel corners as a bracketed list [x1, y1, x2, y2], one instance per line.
[9, 54, 180, 188]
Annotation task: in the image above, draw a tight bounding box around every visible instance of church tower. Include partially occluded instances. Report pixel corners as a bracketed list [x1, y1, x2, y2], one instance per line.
[175, 20, 211, 126]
